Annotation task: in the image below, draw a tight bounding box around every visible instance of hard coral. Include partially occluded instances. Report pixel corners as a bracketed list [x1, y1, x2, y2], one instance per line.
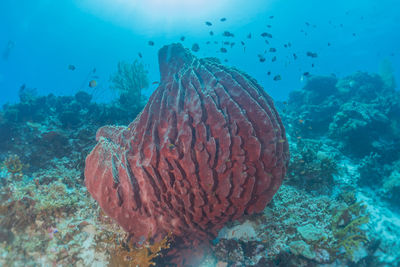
[288, 139, 338, 193]
[108, 233, 172, 267]
[4, 154, 24, 177]
[331, 201, 370, 261]
[85, 43, 289, 263]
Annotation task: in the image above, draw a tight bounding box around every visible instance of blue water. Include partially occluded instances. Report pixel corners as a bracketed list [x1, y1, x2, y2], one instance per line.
[1, 0, 399, 106]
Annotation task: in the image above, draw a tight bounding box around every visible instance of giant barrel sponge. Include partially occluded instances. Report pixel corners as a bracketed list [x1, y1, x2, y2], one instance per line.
[85, 43, 289, 259]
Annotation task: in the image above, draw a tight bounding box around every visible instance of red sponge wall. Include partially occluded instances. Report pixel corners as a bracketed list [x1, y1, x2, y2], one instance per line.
[85, 43, 289, 247]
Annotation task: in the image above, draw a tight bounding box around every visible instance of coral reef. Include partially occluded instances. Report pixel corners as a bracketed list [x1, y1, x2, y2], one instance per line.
[331, 200, 370, 261]
[1, 45, 399, 267]
[85, 43, 289, 264]
[287, 139, 339, 193]
[108, 233, 172, 267]
[0, 88, 146, 172]
[286, 72, 400, 158]
[3, 154, 25, 178]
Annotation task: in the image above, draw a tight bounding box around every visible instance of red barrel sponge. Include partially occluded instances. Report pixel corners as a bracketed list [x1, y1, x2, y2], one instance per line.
[85, 43, 289, 247]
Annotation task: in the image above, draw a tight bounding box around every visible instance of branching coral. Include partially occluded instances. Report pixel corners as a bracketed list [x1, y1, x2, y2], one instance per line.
[108, 233, 172, 267]
[4, 154, 24, 177]
[110, 60, 149, 111]
[331, 201, 370, 261]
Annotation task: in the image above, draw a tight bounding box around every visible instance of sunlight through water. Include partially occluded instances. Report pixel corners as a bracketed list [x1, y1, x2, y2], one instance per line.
[75, 0, 273, 35]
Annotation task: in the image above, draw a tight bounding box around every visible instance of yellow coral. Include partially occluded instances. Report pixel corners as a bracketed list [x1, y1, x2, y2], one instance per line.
[331, 201, 370, 261]
[109, 233, 172, 267]
[4, 154, 23, 175]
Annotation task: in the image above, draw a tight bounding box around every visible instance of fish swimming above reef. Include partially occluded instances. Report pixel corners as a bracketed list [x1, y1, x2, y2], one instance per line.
[220, 17, 227, 22]
[306, 51, 318, 58]
[223, 31, 235, 37]
[68, 65, 76, 71]
[148, 41, 155, 46]
[191, 43, 200, 52]
[88, 80, 97, 88]
[273, 75, 282, 81]
[205, 21, 212, 26]
[261, 32, 273, 38]
[2, 40, 15, 60]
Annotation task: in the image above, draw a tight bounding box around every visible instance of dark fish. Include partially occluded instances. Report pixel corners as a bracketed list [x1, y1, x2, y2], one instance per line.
[205, 21, 212, 26]
[220, 47, 227, 53]
[261, 32, 273, 38]
[293, 53, 298, 60]
[271, 56, 277, 62]
[223, 41, 230, 45]
[267, 71, 271, 76]
[305, 22, 310, 26]
[192, 43, 200, 52]
[352, 33, 356, 36]
[2, 40, 15, 60]
[230, 42, 235, 48]
[258, 54, 266, 62]
[306, 52, 318, 58]
[265, 40, 269, 44]
[138, 52, 143, 58]
[247, 33, 252, 39]
[220, 18, 227, 22]
[206, 41, 211, 45]
[68, 65, 76, 71]
[224, 59, 229, 62]
[89, 80, 97, 88]
[269, 48, 277, 52]
[284, 44, 288, 48]
[180, 36, 185, 41]
[267, 25, 272, 28]
[328, 42, 331, 46]
[209, 31, 214, 36]
[312, 63, 315, 68]
[148, 41, 154, 46]
[241, 41, 245, 46]
[303, 72, 310, 77]
[273, 75, 281, 81]
[269, 15, 274, 19]
[152, 81, 159, 85]
[223, 31, 234, 37]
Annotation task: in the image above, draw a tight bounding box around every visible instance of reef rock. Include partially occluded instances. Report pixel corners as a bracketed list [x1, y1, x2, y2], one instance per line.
[84, 43, 289, 256]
